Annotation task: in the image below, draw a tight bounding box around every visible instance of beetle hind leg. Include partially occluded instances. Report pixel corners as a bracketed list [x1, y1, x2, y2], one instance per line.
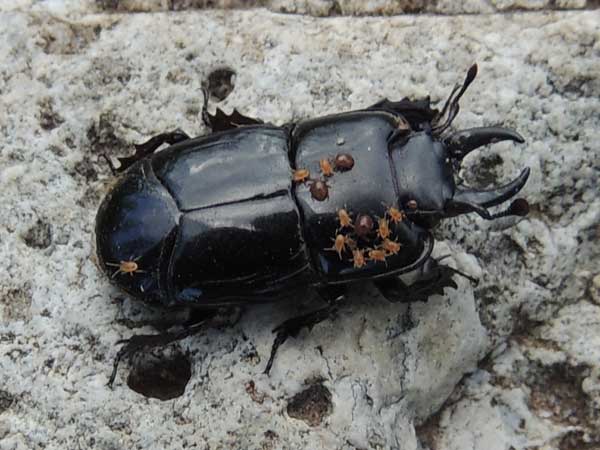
[373, 257, 477, 303]
[263, 286, 345, 375]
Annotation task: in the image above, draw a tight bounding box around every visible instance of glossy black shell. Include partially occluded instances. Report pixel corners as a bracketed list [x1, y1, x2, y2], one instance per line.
[96, 111, 433, 307]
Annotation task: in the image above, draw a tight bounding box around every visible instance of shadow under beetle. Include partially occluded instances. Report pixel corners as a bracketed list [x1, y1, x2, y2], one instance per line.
[96, 64, 530, 385]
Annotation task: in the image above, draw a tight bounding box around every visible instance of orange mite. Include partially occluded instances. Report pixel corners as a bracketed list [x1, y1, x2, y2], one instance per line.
[106, 259, 145, 278]
[326, 234, 351, 259]
[367, 249, 387, 264]
[337, 208, 353, 228]
[319, 158, 334, 177]
[381, 238, 401, 255]
[387, 206, 405, 224]
[351, 249, 366, 268]
[293, 168, 310, 183]
[377, 217, 391, 240]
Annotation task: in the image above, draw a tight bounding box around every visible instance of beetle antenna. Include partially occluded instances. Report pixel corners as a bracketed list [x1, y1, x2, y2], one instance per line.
[433, 64, 478, 135]
[436, 84, 461, 125]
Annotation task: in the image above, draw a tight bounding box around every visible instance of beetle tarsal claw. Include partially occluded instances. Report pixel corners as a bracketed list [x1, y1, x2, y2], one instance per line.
[263, 304, 337, 375]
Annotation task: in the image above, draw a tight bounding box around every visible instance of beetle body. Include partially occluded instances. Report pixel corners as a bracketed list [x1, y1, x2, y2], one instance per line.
[96, 65, 530, 310]
[97, 111, 436, 307]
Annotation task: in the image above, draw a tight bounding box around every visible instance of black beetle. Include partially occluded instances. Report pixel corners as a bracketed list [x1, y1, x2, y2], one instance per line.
[96, 65, 530, 384]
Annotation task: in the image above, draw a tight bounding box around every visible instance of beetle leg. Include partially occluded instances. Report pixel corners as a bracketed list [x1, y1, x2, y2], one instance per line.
[367, 97, 437, 131]
[373, 257, 476, 303]
[103, 130, 191, 174]
[263, 286, 345, 375]
[202, 86, 263, 132]
[107, 315, 210, 388]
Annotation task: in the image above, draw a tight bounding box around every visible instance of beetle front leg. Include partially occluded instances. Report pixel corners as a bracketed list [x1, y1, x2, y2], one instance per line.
[373, 257, 477, 303]
[263, 286, 345, 375]
[106, 310, 221, 388]
[201, 87, 264, 132]
[103, 130, 191, 175]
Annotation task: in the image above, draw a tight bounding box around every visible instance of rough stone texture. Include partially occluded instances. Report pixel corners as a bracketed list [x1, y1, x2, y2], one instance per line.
[1, 0, 598, 15]
[0, 5, 598, 450]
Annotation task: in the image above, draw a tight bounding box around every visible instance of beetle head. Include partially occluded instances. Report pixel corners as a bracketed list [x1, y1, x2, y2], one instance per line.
[391, 64, 530, 228]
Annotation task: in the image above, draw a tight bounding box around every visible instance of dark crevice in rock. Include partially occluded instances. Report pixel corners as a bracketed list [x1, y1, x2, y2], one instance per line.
[22, 220, 52, 249]
[127, 347, 192, 400]
[206, 67, 236, 102]
[287, 381, 333, 426]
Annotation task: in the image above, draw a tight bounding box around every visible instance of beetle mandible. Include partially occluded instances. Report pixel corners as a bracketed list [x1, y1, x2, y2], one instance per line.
[96, 64, 530, 385]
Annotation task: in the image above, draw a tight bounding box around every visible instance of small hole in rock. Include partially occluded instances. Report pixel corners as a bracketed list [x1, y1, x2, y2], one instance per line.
[206, 68, 236, 101]
[287, 381, 332, 426]
[22, 219, 52, 249]
[127, 347, 191, 400]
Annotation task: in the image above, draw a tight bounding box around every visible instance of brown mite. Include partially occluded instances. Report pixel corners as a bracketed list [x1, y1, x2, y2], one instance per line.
[354, 214, 374, 239]
[406, 200, 418, 210]
[293, 168, 310, 183]
[319, 158, 334, 177]
[377, 217, 391, 240]
[325, 234, 354, 259]
[334, 153, 354, 172]
[310, 180, 329, 201]
[337, 208, 353, 229]
[386, 205, 405, 224]
[351, 249, 366, 268]
[381, 238, 401, 256]
[367, 248, 387, 264]
[106, 259, 145, 278]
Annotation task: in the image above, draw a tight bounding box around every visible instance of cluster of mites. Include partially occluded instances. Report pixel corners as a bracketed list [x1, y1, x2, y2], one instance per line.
[327, 206, 405, 269]
[292, 153, 355, 201]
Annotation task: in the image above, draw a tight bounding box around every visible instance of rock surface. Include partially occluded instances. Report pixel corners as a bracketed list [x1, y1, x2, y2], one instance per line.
[0, 3, 598, 450]
[3, 0, 597, 15]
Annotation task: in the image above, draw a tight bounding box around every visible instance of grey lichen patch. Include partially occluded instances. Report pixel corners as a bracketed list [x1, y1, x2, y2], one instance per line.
[261, 430, 279, 450]
[589, 273, 600, 305]
[86, 112, 129, 157]
[83, 57, 132, 89]
[0, 284, 32, 323]
[287, 381, 333, 426]
[35, 17, 103, 55]
[21, 219, 52, 249]
[71, 158, 99, 183]
[463, 152, 504, 187]
[96, 0, 268, 12]
[273, 0, 443, 15]
[126, 347, 192, 400]
[0, 391, 15, 414]
[37, 97, 64, 131]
